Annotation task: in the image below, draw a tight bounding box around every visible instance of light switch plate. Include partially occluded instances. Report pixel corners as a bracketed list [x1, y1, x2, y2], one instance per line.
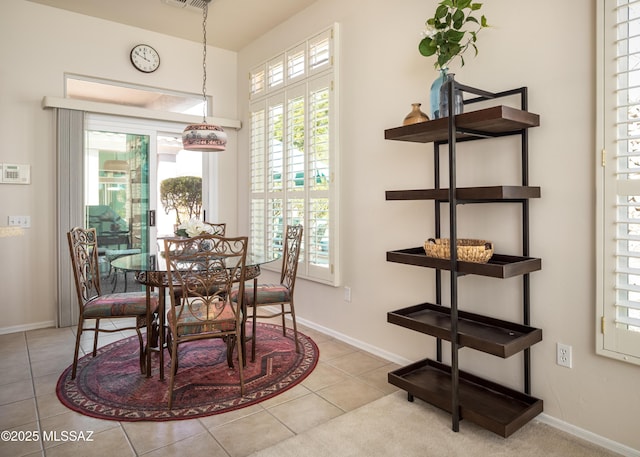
[8, 216, 31, 228]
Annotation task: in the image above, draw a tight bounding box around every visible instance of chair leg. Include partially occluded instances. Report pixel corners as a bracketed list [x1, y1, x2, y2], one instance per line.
[71, 318, 84, 380]
[289, 300, 300, 353]
[167, 338, 179, 409]
[135, 326, 145, 375]
[92, 318, 100, 356]
[251, 303, 258, 363]
[236, 331, 245, 396]
[166, 332, 179, 373]
[226, 335, 235, 368]
[281, 304, 286, 335]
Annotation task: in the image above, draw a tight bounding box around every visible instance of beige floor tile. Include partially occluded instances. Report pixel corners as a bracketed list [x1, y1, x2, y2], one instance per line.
[39, 410, 119, 449]
[324, 350, 388, 376]
[300, 361, 351, 391]
[25, 327, 74, 344]
[210, 409, 294, 457]
[314, 339, 356, 361]
[198, 403, 264, 429]
[29, 353, 72, 379]
[0, 421, 42, 457]
[0, 332, 28, 354]
[0, 398, 38, 430]
[36, 392, 71, 420]
[356, 363, 401, 395]
[27, 342, 76, 363]
[143, 431, 229, 457]
[316, 376, 386, 412]
[0, 379, 34, 406]
[266, 392, 343, 434]
[297, 326, 332, 344]
[257, 383, 312, 409]
[32, 372, 61, 398]
[43, 426, 135, 457]
[0, 359, 31, 385]
[122, 418, 206, 455]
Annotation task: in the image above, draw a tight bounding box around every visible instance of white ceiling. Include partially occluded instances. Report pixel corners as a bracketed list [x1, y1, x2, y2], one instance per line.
[26, 0, 318, 51]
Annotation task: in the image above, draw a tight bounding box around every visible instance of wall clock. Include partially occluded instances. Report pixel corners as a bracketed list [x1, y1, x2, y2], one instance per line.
[130, 44, 160, 73]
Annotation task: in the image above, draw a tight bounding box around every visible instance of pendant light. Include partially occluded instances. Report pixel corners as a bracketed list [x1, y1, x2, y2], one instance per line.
[182, 0, 227, 151]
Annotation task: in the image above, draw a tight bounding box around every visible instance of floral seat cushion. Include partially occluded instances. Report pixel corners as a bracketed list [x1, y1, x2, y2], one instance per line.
[230, 284, 290, 305]
[84, 292, 158, 319]
[168, 302, 236, 336]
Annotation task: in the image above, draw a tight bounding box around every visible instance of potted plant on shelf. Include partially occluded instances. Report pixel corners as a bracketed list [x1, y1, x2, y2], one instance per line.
[419, 0, 488, 118]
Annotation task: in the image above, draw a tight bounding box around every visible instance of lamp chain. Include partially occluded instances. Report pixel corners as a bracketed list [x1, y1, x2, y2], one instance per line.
[201, 1, 209, 123]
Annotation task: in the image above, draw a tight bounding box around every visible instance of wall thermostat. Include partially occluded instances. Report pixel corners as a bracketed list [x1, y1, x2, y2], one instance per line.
[0, 163, 30, 184]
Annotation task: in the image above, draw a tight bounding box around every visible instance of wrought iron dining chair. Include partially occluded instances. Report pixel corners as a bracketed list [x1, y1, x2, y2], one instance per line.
[67, 227, 159, 379]
[204, 222, 226, 235]
[233, 225, 303, 362]
[164, 234, 248, 409]
[171, 222, 226, 300]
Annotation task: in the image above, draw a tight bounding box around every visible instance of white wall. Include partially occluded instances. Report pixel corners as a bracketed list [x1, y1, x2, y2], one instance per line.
[237, 0, 639, 452]
[0, 0, 238, 330]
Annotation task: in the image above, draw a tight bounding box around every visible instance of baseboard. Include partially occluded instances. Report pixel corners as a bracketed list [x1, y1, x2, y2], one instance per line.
[535, 414, 640, 457]
[0, 321, 56, 335]
[294, 314, 639, 457]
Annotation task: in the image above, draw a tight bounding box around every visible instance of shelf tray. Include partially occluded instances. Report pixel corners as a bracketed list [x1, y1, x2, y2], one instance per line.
[387, 247, 541, 278]
[388, 303, 542, 358]
[388, 358, 543, 437]
[384, 105, 540, 144]
[385, 186, 541, 202]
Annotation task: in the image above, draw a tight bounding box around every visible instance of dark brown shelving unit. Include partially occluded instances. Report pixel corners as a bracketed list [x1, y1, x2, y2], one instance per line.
[384, 84, 542, 437]
[388, 359, 543, 438]
[384, 105, 539, 144]
[385, 185, 541, 202]
[388, 303, 542, 358]
[387, 247, 541, 279]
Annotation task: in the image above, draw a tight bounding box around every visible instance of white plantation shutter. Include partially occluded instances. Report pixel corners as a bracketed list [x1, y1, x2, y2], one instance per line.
[308, 29, 332, 73]
[249, 24, 339, 285]
[250, 65, 265, 99]
[597, 0, 640, 364]
[268, 55, 284, 91]
[308, 76, 331, 274]
[287, 44, 306, 83]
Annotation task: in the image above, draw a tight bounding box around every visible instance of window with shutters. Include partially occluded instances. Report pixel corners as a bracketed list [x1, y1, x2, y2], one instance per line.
[249, 25, 339, 285]
[597, 0, 640, 365]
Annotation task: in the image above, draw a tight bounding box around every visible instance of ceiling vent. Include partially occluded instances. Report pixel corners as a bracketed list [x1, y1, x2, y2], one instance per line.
[161, 0, 211, 13]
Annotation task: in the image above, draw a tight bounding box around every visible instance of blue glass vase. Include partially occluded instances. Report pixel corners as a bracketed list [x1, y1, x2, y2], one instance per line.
[429, 69, 448, 119]
[438, 72, 464, 118]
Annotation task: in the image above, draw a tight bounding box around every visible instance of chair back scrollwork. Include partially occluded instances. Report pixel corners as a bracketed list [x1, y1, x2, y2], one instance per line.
[281, 225, 303, 293]
[164, 235, 248, 333]
[68, 227, 102, 306]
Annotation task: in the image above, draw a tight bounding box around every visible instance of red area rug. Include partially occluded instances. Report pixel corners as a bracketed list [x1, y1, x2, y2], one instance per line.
[56, 323, 318, 421]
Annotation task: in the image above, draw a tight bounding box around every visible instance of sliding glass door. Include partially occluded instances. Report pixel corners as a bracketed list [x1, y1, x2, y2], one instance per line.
[84, 115, 204, 290]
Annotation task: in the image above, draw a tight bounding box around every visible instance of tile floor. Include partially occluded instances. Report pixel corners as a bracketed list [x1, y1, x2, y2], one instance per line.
[0, 317, 400, 457]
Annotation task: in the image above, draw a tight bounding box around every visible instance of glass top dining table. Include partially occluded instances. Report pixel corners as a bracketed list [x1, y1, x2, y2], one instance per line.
[110, 250, 279, 379]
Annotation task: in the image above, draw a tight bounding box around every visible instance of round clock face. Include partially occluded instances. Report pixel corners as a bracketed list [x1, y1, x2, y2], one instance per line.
[130, 44, 160, 73]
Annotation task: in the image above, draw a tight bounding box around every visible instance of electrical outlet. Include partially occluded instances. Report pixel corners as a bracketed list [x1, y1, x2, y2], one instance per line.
[8, 215, 30, 227]
[344, 286, 352, 303]
[557, 343, 572, 368]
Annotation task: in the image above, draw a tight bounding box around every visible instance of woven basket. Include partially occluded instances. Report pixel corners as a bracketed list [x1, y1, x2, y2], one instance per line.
[424, 238, 494, 263]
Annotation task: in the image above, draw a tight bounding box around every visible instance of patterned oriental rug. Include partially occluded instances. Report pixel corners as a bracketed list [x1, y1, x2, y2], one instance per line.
[56, 323, 318, 421]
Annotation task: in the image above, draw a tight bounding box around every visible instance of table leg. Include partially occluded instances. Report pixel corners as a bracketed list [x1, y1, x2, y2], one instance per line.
[145, 283, 166, 380]
[158, 286, 165, 380]
[146, 285, 152, 377]
[251, 277, 258, 363]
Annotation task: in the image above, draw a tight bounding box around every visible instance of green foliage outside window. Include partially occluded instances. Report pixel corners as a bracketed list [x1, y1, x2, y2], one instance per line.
[160, 176, 202, 225]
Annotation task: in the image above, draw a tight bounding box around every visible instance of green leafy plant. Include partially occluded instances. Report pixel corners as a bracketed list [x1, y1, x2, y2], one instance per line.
[419, 0, 488, 70]
[160, 176, 202, 225]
